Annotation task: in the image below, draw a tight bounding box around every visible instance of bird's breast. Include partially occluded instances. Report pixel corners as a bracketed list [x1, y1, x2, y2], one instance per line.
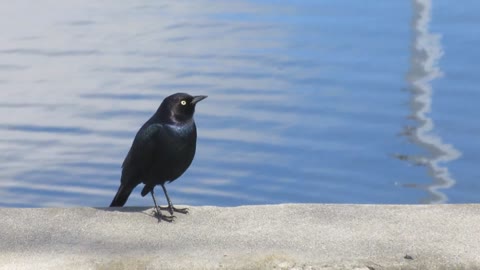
[154, 123, 197, 180]
[166, 122, 195, 138]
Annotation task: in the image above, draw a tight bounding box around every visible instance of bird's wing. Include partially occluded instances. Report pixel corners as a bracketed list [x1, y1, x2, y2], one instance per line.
[121, 123, 167, 183]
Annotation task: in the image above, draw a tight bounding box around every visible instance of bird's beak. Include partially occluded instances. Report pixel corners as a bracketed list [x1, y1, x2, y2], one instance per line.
[191, 95, 208, 105]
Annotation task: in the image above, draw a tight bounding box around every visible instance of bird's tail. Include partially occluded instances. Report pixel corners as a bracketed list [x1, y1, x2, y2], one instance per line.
[110, 184, 136, 207]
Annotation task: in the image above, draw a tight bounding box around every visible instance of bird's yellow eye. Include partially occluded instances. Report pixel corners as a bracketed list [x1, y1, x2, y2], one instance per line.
[180, 100, 187, 105]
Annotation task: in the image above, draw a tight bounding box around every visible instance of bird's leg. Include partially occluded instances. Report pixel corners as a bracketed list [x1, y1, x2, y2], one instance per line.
[160, 184, 189, 215]
[150, 189, 175, 222]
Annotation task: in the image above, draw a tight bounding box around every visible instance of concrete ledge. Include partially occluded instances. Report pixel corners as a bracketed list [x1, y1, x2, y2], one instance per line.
[0, 204, 479, 270]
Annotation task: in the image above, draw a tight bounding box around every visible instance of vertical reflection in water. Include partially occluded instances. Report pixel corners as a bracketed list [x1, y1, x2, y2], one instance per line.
[400, 0, 461, 203]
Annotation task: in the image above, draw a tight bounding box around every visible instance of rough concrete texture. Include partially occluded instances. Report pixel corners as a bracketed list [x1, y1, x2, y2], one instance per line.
[0, 204, 479, 270]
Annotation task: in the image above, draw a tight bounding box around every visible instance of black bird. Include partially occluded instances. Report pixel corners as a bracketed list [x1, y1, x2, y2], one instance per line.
[110, 92, 207, 221]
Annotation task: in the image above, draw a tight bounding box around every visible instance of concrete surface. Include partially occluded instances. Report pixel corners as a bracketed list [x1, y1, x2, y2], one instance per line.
[0, 204, 479, 270]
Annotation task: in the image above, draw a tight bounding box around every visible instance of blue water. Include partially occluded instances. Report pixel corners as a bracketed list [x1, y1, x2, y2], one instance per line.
[0, 1, 478, 207]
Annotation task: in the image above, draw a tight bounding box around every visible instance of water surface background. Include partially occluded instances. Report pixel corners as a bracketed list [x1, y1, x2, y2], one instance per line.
[0, 0, 478, 207]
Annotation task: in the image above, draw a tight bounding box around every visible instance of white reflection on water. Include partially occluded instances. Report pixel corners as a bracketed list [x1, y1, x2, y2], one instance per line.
[400, 0, 461, 203]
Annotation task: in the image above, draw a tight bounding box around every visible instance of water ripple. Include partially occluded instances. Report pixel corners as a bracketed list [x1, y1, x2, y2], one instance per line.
[0, 48, 102, 56]
[0, 0, 476, 207]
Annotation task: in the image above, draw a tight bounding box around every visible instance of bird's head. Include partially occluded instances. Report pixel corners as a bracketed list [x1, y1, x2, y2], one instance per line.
[158, 92, 207, 123]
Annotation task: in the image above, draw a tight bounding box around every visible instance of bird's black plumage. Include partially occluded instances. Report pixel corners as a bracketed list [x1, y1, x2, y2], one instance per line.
[110, 92, 207, 221]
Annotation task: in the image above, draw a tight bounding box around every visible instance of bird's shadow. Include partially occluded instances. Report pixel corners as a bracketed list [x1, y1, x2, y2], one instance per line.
[97, 206, 151, 212]
[95, 206, 157, 218]
[95, 206, 188, 223]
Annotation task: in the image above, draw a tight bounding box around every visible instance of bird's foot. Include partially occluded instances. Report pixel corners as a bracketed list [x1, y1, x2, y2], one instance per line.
[160, 206, 189, 215]
[153, 209, 176, 223]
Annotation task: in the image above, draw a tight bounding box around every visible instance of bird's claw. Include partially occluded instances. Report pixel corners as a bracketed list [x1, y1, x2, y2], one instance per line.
[160, 206, 189, 215]
[153, 210, 176, 222]
[173, 207, 189, 214]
